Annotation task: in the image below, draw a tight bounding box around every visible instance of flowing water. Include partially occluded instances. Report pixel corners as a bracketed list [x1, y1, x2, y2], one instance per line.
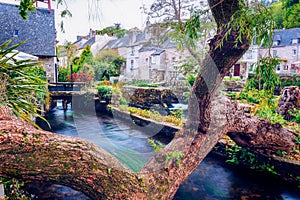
[26, 103, 300, 200]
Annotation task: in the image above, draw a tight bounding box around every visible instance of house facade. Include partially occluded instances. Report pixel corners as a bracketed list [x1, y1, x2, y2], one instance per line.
[259, 28, 300, 74]
[0, 2, 57, 82]
[228, 44, 259, 80]
[76, 29, 116, 56]
[102, 26, 188, 83]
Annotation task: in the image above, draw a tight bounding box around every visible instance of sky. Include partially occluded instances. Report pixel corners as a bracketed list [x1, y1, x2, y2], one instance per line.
[56, 0, 155, 43]
[1, 0, 154, 43]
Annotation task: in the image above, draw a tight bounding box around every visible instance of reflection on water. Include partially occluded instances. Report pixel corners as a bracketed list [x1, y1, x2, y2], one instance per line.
[30, 103, 300, 200]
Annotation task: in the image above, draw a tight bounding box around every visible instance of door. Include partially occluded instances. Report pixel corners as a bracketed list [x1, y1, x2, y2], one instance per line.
[233, 64, 240, 76]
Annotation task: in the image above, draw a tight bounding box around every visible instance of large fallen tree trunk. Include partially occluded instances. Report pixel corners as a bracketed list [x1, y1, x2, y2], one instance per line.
[0, 98, 297, 199]
[0, 0, 298, 199]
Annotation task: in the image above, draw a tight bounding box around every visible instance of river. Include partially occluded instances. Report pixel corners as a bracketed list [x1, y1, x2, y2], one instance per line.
[26, 103, 300, 200]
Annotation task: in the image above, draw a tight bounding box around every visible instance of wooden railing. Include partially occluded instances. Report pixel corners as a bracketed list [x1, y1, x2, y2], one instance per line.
[48, 82, 87, 92]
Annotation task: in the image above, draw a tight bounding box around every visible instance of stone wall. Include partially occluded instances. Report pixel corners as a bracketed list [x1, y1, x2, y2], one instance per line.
[121, 86, 179, 110]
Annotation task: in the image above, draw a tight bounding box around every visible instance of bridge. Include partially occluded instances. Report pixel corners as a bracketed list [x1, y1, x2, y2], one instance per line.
[48, 82, 92, 111]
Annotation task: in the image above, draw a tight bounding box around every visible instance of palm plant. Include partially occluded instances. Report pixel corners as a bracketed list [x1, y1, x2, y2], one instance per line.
[0, 39, 49, 128]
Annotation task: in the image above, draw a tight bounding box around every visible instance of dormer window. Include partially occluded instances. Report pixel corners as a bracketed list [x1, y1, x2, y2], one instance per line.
[273, 34, 281, 46]
[13, 30, 18, 37]
[292, 38, 299, 45]
[273, 40, 280, 46]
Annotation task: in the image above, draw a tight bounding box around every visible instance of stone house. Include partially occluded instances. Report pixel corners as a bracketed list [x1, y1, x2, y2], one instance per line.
[259, 28, 300, 74]
[102, 26, 188, 83]
[227, 44, 259, 80]
[75, 29, 116, 56]
[0, 2, 57, 82]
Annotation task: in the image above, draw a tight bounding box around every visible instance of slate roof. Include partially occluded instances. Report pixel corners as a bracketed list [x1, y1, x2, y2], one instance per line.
[79, 37, 95, 49]
[139, 46, 158, 52]
[273, 28, 300, 47]
[104, 36, 130, 49]
[151, 49, 165, 55]
[0, 2, 56, 57]
[161, 37, 177, 49]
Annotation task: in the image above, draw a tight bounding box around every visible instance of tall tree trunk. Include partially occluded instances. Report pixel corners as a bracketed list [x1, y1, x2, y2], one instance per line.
[0, 0, 297, 199]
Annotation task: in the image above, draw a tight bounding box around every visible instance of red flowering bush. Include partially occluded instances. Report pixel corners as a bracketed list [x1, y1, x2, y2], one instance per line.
[67, 73, 93, 83]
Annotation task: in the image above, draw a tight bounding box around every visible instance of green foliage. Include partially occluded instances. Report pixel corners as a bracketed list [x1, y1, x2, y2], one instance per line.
[221, 2, 276, 49]
[170, 109, 183, 119]
[256, 164, 278, 175]
[148, 139, 164, 152]
[120, 106, 183, 127]
[96, 25, 128, 38]
[283, 3, 300, 29]
[77, 45, 94, 71]
[94, 50, 125, 81]
[107, 168, 112, 175]
[0, 40, 48, 128]
[97, 85, 112, 98]
[58, 67, 69, 82]
[119, 97, 128, 106]
[280, 76, 300, 88]
[246, 57, 280, 93]
[18, 0, 36, 20]
[186, 75, 196, 86]
[0, 178, 34, 199]
[165, 150, 184, 168]
[226, 145, 256, 166]
[289, 108, 300, 124]
[129, 80, 158, 87]
[223, 77, 242, 81]
[270, 1, 284, 29]
[239, 89, 269, 104]
[226, 91, 238, 100]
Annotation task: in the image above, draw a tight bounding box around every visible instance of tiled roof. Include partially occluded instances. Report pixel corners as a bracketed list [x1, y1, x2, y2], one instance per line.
[0, 2, 56, 57]
[273, 28, 300, 47]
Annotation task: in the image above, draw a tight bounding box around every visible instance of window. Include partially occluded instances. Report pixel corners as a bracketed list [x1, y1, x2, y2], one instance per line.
[246, 50, 253, 59]
[13, 30, 18, 37]
[131, 47, 134, 56]
[273, 50, 277, 57]
[292, 39, 299, 45]
[273, 41, 279, 46]
[130, 60, 134, 70]
[293, 49, 297, 56]
[151, 56, 156, 64]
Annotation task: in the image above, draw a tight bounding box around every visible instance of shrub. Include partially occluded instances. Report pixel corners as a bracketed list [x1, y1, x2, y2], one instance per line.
[97, 85, 112, 99]
[186, 75, 196, 86]
[58, 67, 69, 82]
[67, 72, 93, 83]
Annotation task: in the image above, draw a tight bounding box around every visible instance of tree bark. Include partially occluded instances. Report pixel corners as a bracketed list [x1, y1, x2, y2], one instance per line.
[0, 0, 297, 199]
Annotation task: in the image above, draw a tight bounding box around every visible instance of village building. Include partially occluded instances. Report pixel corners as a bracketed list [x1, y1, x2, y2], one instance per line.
[0, 2, 57, 82]
[259, 28, 300, 74]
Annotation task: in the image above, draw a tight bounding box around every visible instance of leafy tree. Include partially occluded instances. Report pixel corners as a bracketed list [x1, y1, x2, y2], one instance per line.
[0, 40, 48, 127]
[247, 57, 280, 93]
[144, 0, 216, 75]
[283, 3, 300, 28]
[94, 50, 125, 81]
[270, 1, 284, 29]
[73, 45, 94, 74]
[281, 0, 300, 28]
[59, 41, 78, 68]
[96, 25, 128, 38]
